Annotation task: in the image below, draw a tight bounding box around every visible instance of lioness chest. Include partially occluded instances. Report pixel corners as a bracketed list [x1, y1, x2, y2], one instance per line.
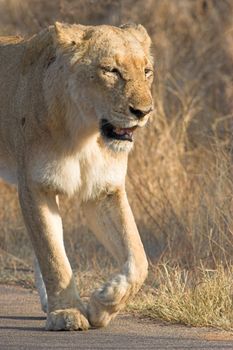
[30, 139, 127, 200]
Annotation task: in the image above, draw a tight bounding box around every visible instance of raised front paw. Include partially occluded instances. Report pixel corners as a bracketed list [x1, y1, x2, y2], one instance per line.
[87, 295, 119, 328]
[46, 308, 90, 331]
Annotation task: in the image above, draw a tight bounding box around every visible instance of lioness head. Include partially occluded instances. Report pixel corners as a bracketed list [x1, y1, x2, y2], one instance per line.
[53, 22, 154, 152]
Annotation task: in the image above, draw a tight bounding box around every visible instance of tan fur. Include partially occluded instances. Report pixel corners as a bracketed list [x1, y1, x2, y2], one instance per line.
[0, 22, 153, 330]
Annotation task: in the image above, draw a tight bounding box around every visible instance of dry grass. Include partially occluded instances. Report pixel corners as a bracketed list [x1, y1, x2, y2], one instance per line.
[129, 264, 233, 331]
[0, 0, 233, 330]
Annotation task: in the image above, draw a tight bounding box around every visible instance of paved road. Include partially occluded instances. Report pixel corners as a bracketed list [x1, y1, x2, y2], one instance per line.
[0, 285, 232, 349]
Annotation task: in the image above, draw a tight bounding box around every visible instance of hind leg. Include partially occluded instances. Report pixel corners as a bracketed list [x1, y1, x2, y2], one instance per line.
[34, 257, 48, 313]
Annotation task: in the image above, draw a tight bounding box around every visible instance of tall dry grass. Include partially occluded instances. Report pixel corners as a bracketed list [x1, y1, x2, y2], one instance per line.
[0, 0, 232, 329]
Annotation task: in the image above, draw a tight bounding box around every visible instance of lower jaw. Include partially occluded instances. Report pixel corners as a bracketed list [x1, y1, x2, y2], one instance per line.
[102, 137, 134, 153]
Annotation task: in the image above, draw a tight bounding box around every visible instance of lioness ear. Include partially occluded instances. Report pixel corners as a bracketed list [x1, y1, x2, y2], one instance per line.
[53, 22, 86, 48]
[120, 23, 151, 51]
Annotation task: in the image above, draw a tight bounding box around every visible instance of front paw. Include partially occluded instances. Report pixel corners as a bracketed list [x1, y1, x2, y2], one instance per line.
[46, 308, 90, 331]
[87, 295, 119, 328]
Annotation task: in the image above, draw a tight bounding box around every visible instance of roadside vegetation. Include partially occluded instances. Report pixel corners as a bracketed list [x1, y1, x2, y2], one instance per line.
[129, 264, 233, 330]
[0, 0, 232, 330]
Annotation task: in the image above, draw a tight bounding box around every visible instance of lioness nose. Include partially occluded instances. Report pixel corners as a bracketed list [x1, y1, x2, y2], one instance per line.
[129, 105, 153, 119]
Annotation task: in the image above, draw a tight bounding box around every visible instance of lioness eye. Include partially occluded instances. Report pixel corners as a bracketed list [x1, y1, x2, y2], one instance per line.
[110, 68, 119, 74]
[101, 66, 122, 78]
[145, 68, 153, 79]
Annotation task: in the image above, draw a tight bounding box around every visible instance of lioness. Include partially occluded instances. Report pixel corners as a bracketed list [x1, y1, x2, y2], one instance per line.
[0, 22, 154, 330]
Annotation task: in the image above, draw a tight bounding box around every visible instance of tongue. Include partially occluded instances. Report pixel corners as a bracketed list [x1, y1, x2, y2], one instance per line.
[113, 127, 136, 136]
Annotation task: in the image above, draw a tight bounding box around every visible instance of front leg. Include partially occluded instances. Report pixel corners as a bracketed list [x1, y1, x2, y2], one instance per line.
[18, 180, 89, 330]
[85, 188, 148, 327]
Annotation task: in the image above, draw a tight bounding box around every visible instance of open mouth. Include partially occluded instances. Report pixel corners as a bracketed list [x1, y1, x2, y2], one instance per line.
[100, 119, 137, 142]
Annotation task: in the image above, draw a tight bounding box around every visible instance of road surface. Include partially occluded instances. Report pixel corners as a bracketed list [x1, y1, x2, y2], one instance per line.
[0, 285, 232, 349]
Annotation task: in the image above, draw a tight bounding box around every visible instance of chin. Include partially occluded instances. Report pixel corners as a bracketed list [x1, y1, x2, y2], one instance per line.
[103, 138, 134, 153]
